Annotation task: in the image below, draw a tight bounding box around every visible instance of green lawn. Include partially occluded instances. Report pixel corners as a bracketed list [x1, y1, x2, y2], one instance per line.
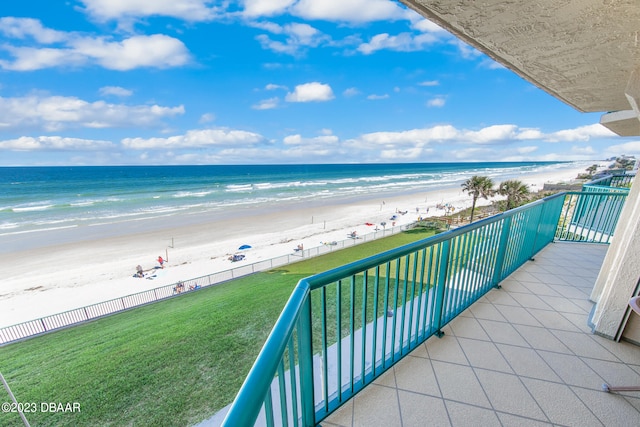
[0, 228, 439, 427]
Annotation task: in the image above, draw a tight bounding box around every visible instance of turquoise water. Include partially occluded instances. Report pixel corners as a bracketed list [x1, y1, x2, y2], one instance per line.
[0, 162, 578, 244]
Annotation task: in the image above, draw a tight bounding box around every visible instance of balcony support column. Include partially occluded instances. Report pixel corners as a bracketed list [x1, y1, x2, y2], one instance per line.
[590, 175, 640, 340]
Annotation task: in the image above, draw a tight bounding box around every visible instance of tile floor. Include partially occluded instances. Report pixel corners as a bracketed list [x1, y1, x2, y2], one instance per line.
[322, 242, 640, 427]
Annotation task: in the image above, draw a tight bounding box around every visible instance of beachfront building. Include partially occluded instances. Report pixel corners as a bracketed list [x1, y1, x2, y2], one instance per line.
[219, 1, 640, 426]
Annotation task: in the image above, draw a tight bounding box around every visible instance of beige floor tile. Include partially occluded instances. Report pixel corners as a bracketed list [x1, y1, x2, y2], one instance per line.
[522, 378, 602, 426]
[550, 330, 619, 361]
[526, 308, 582, 332]
[408, 342, 429, 359]
[591, 335, 640, 365]
[483, 290, 521, 306]
[394, 355, 440, 396]
[535, 295, 588, 314]
[518, 281, 562, 297]
[538, 351, 603, 389]
[513, 324, 572, 353]
[445, 400, 500, 427]
[469, 302, 507, 322]
[352, 384, 400, 427]
[583, 358, 640, 389]
[507, 292, 552, 310]
[431, 360, 491, 408]
[530, 272, 571, 286]
[496, 344, 562, 382]
[508, 270, 541, 283]
[572, 386, 640, 426]
[474, 369, 546, 420]
[425, 335, 469, 365]
[398, 390, 450, 427]
[448, 316, 490, 341]
[496, 412, 553, 426]
[561, 312, 593, 333]
[478, 319, 530, 346]
[323, 398, 353, 427]
[494, 305, 543, 327]
[499, 278, 533, 292]
[457, 338, 514, 373]
[372, 366, 397, 388]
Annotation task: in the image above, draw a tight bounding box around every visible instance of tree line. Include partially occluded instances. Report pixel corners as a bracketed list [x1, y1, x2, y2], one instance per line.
[461, 176, 530, 222]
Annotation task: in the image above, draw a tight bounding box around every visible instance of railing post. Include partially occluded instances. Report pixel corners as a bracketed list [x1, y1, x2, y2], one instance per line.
[297, 294, 315, 426]
[492, 216, 512, 288]
[432, 241, 451, 337]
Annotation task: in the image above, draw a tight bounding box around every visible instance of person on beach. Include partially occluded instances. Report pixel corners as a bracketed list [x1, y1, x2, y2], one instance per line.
[135, 265, 144, 278]
[157, 256, 164, 269]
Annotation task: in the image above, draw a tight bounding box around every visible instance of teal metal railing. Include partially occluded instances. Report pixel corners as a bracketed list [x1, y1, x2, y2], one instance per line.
[584, 172, 634, 189]
[221, 189, 629, 427]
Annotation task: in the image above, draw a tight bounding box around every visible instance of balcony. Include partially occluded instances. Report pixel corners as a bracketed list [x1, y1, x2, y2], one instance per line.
[220, 182, 637, 427]
[322, 242, 640, 426]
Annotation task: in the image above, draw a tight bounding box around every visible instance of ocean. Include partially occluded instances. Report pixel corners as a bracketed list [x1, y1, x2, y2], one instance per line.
[0, 162, 582, 250]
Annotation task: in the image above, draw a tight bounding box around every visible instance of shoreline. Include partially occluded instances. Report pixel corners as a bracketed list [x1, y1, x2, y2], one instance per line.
[0, 164, 589, 328]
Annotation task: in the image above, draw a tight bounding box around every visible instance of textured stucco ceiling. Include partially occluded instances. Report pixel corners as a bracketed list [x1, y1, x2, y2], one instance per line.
[400, 0, 640, 118]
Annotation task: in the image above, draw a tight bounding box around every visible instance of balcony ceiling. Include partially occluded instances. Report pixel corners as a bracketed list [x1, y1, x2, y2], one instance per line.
[400, 0, 640, 136]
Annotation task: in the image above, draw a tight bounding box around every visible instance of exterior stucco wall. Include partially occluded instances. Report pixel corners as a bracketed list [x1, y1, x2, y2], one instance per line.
[590, 177, 640, 339]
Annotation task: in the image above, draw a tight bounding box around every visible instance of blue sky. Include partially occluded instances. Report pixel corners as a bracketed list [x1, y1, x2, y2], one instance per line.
[0, 0, 636, 166]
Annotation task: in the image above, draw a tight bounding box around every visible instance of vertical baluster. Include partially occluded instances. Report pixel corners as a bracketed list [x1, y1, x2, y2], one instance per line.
[286, 339, 299, 426]
[277, 361, 289, 427]
[433, 241, 451, 337]
[360, 271, 368, 386]
[336, 280, 342, 402]
[371, 266, 380, 376]
[320, 286, 329, 410]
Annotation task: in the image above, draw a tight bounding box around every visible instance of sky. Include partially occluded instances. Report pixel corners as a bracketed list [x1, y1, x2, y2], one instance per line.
[0, 0, 638, 166]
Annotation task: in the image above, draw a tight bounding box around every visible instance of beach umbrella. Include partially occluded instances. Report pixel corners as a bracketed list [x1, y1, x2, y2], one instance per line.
[238, 244, 252, 250]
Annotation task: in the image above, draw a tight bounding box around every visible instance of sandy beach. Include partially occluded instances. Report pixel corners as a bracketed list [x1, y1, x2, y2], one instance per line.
[0, 165, 589, 328]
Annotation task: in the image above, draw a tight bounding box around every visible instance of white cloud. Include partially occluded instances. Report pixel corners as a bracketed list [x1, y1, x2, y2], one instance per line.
[419, 80, 439, 87]
[99, 86, 133, 97]
[0, 17, 68, 43]
[252, 97, 280, 110]
[604, 140, 640, 157]
[121, 128, 265, 149]
[343, 87, 360, 97]
[243, 0, 296, 17]
[0, 19, 191, 71]
[454, 40, 482, 60]
[79, 0, 221, 22]
[283, 133, 338, 145]
[254, 22, 329, 55]
[357, 32, 438, 55]
[0, 136, 114, 151]
[411, 19, 445, 34]
[265, 83, 287, 91]
[70, 34, 191, 70]
[351, 125, 458, 148]
[427, 97, 445, 107]
[517, 146, 539, 154]
[0, 95, 184, 132]
[199, 113, 215, 123]
[367, 94, 389, 100]
[545, 124, 616, 142]
[285, 82, 334, 102]
[292, 0, 407, 23]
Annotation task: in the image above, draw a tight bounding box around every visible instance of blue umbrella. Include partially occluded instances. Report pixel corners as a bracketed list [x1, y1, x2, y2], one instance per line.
[238, 244, 252, 250]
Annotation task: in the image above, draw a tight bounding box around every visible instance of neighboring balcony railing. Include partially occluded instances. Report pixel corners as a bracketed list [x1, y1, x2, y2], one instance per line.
[221, 188, 630, 427]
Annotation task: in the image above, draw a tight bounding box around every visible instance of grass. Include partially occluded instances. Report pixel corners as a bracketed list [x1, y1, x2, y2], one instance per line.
[0, 227, 440, 427]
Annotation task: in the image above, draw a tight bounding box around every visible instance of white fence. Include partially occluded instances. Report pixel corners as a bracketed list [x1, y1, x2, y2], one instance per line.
[0, 224, 409, 345]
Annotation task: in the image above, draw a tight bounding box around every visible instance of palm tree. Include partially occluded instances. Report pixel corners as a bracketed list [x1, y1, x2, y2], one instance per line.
[498, 180, 530, 210]
[461, 175, 494, 223]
